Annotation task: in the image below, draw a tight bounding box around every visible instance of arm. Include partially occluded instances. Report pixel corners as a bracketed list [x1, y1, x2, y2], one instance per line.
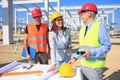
[46, 31, 50, 57]
[90, 24, 111, 57]
[49, 32, 56, 65]
[66, 28, 72, 49]
[47, 32, 56, 72]
[24, 34, 31, 60]
[68, 34, 72, 48]
[24, 26, 31, 60]
[73, 24, 111, 59]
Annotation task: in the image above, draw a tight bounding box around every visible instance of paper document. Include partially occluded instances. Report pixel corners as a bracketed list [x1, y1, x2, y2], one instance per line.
[0, 61, 20, 73]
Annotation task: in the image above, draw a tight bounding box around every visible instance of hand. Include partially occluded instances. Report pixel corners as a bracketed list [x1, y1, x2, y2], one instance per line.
[26, 54, 32, 60]
[68, 46, 73, 50]
[68, 58, 76, 65]
[47, 64, 56, 72]
[82, 49, 91, 58]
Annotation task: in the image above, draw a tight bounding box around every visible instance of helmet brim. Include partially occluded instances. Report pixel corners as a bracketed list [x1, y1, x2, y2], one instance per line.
[77, 10, 82, 14]
[32, 14, 42, 18]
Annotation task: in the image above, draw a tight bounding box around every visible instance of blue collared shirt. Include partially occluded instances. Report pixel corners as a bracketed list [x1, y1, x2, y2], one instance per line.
[75, 21, 111, 58]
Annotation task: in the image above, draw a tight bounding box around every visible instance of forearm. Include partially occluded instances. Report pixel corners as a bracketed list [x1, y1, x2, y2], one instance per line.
[24, 34, 29, 55]
[50, 49, 56, 65]
[47, 32, 50, 50]
[90, 44, 111, 57]
[49, 32, 56, 65]
[90, 24, 111, 57]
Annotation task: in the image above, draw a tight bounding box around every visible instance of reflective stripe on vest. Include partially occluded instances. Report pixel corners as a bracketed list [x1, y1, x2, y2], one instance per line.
[79, 22, 106, 68]
[86, 56, 106, 61]
[28, 36, 46, 41]
[27, 23, 48, 52]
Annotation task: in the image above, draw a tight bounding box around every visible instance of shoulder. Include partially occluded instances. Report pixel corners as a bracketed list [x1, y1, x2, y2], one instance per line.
[49, 31, 56, 38]
[99, 23, 108, 31]
[41, 23, 48, 27]
[27, 22, 34, 26]
[27, 23, 35, 29]
[41, 23, 48, 30]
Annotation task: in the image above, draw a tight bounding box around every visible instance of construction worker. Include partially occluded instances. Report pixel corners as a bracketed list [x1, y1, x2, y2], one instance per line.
[69, 3, 111, 80]
[24, 8, 50, 64]
[47, 12, 72, 72]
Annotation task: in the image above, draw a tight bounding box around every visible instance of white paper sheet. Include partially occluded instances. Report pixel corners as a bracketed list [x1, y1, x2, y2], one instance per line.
[0, 64, 83, 80]
[0, 61, 20, 73]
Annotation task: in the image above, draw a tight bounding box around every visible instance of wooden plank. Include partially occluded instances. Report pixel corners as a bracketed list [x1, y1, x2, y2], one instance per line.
[0, 70, 43, 77]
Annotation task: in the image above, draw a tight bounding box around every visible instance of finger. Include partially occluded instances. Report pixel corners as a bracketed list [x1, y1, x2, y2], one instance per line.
[82, 53, 87, 57]
[47, 70, 50, 72]
[28, 58, 31, 61]
[86, 54, 90, 58]
[53, 69, 56, 73]
[29, 58, 32, 61]
[68, 61, 71, 64]
[47, 69, 52, 72]
[69, 62, 72, 64]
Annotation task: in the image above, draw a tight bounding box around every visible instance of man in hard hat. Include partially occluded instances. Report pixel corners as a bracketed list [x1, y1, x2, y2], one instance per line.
[69, 3, 111, 80]
[24, 8, 50, 64]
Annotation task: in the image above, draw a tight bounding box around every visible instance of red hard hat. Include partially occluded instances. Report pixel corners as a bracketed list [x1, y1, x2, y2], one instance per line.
[32, 8, 42, 18]
[78, 3, 98, 14]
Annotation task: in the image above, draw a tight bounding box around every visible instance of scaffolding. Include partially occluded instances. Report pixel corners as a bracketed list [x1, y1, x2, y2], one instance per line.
[0, 0, 120, 44]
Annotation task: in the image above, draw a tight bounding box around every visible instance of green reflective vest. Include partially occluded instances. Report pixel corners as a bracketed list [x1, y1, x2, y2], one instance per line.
[79, 22, 106, 68]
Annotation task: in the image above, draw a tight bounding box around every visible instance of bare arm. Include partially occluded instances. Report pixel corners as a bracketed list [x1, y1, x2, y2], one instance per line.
[24, 34, 31, 60]
[46, 32, 50, 57]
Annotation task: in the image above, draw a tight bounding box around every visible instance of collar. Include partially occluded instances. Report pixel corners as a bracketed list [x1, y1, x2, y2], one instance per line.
[86, 20, 95, 29]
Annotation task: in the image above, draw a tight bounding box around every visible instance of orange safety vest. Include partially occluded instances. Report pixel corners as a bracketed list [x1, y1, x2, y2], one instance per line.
[27, 23, 48, 52]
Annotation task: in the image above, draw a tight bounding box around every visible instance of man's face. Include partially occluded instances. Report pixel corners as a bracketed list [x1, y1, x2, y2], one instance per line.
[33, 16, 42, 24]
[79, 11, 90, 24]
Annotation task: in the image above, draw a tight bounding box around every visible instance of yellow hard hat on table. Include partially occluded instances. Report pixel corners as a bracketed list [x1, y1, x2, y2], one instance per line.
[59, 63, 75, 77]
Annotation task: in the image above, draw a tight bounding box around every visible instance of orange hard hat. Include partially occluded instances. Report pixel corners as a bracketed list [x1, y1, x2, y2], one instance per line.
[32, 8, 42, 18]
[78, 3, 98, 14]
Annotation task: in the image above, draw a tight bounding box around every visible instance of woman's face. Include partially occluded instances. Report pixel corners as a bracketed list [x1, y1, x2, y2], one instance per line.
[55, 16, 64, 29]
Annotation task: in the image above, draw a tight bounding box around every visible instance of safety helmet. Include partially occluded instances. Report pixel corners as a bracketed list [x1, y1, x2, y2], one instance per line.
[78, 3, 98, 14]
[50, 12, 62, 22]
[59, 63, 74, 77]
[32, 8, 42, 18]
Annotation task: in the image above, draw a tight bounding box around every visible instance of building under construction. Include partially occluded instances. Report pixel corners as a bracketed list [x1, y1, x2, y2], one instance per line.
[0, 0, 120, 45]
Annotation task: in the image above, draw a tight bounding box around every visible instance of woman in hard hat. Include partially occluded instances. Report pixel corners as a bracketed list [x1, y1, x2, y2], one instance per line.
[69, 3, 111, 80]
[47, 12, 72, 72]
[23, 8, 50, 64]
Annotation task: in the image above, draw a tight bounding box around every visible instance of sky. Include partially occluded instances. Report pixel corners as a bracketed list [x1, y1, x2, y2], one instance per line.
[0, 0, 120, 28]
[60, 0, 120, 6]
[60, 0, 120, 27]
